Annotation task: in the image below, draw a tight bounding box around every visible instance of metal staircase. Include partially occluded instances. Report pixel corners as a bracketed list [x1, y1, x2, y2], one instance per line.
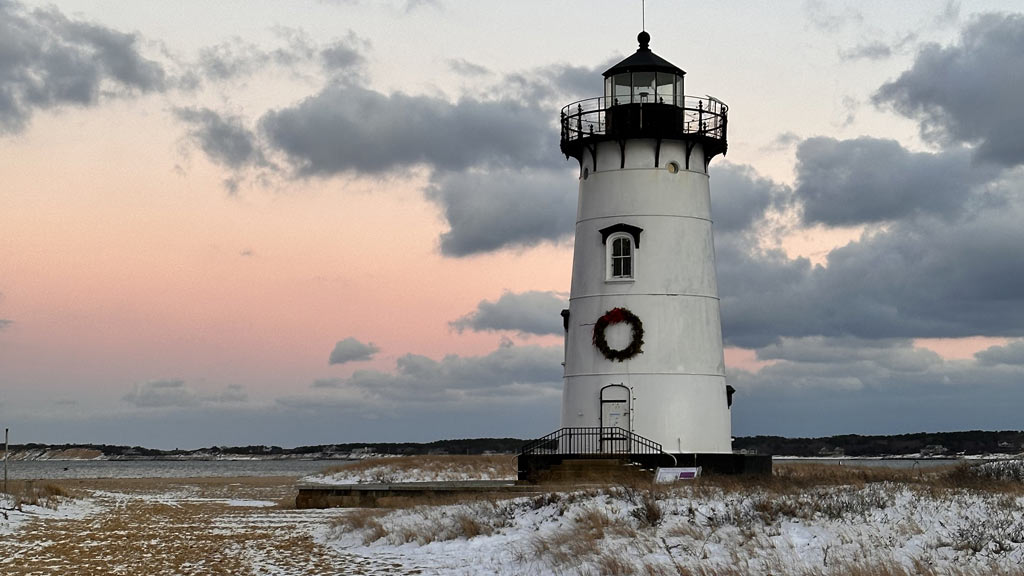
[517, 427, 678, 482]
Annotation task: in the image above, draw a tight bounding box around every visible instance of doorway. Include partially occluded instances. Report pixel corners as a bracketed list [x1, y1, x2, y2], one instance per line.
[600, 384, 631, 453]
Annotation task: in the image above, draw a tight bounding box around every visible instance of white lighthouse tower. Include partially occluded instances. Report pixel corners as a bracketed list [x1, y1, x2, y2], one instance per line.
[558, 31, 732, 457]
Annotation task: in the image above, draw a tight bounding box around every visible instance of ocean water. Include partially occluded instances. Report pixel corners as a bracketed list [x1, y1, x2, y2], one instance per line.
[1, 458, 343, 480]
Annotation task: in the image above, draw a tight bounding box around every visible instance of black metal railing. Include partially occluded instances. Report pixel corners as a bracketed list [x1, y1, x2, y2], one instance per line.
[519, 427, 665, 456]
[559, 95, 728, 146]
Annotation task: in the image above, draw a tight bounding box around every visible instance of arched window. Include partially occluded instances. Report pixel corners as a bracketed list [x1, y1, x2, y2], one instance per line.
[599, 223, 642, 282]
[609, 234, 633, 279]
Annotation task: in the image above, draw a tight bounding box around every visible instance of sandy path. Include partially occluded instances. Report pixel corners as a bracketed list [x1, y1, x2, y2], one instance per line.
[0, 476, 424, 576]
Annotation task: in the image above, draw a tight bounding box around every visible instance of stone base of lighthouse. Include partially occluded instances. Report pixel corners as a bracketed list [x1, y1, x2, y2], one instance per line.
[516, 452, 772, 483]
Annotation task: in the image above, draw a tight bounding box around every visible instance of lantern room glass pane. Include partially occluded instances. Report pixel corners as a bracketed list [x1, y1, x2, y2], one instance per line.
[613, 74, 631, 104]
[675, 76, 684, 107]
[605, 76, 613, 99]
[633, 72, 655, 103]
[656, 72, 674, 104]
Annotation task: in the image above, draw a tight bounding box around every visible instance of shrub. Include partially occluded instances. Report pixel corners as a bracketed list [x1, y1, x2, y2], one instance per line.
[630, 491, 663, 528]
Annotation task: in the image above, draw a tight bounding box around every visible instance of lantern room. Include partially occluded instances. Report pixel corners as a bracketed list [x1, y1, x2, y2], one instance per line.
[559, 31, 728, 164]
[603, 31, 685, 107]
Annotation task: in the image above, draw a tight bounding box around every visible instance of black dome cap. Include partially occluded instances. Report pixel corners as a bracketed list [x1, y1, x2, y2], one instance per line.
[602, 31, 685, 77]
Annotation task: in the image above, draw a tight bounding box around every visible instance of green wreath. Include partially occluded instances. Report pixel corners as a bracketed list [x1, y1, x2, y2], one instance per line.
[593, 307, 644, 362]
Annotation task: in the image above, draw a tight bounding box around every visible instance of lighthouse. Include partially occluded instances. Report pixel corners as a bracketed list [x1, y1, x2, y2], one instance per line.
[519, 31, 769, 479]
[560, 31, 731, 457]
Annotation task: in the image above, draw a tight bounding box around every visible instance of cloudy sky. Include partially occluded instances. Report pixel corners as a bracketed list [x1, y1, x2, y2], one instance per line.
[3, 0, 1024, 449]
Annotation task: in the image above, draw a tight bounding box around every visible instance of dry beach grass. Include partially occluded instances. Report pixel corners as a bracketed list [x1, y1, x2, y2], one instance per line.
[324, 457, 1024, 575]
[0, 475, 425, 575]
[318, 453, 517, 483]
[4, 457, 1024, 575]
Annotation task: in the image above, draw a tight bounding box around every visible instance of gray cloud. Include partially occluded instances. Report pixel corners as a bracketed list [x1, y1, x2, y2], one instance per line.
[803, 0, 863, 32]
[260, 83, 556, 177]
[976, 340, 1024, 366]
[0, 1, 166, 133]
[196, 40, 263, 81]
[730, 336, 1024, 436]
[839, 41, 893, 61]
[328, 337, 380, 365]
[122, 379, 198, 408]
[448, 58, 490, 77]
[195, 32, 364, 83]
[122, 380, 248, 408]
[452, 290, 567, 336]
[174, 107, 263, 169]
[320, 41, 364, 72]
[755, 336, 943, 373]
[838, 33, 917, 62]
[426, 167, 576, 256]
[255, 58, 607, 178]
[179, 59, 605, 255]
[214, 384, 248, 403]
[935, 1, 961, 28]
[719, 176, 1024, 348]
[766, 132, 801, 150]
[874, 13, 1024, 166]
[712, 163, 789, 233]
[314, 342, 563, 406]
[794, 137, 997, 226]
[311, 377, 345, 388]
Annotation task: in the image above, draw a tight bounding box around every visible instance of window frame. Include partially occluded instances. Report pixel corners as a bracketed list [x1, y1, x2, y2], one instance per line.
[606, 232, 636, 281]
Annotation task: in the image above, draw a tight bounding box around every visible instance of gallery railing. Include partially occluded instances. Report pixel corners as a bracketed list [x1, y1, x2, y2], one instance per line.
[560, 94, 728, 146]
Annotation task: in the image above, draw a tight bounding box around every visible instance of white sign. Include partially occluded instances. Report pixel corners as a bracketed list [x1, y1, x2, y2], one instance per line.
[654, 467, 702, 483]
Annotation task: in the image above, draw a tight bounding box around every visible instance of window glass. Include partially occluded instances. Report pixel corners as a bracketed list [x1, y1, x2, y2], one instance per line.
[632, 72, 655, 103]
[675, 76, 684, 107]
[656, 72, 674, 104]
[614, 74, 631, 104]
[610, 236, 633, 279]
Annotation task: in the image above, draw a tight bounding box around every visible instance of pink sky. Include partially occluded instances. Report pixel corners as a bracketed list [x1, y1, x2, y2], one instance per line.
[3, 0, 1024, 448]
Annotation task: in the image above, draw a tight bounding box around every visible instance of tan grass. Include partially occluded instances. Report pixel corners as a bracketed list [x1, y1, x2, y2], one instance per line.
[0, 476, 408, 575]
[4, 480, 75, 510]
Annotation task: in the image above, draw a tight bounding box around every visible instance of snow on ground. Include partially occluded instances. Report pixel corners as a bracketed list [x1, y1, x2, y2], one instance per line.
[302, 455, 517, 485]
[304, 466, 516, 484]
[0, 492, 100, 536]
[7, 461, 1024, 575]
[320, 477, 1024, 575]
[1, 480, 426, 575]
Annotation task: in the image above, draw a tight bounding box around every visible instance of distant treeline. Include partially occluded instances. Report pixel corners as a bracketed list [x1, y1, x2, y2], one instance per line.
[5, 438, 526, 458]
[733, 430, 1024, 457]
[6, 431, 1024, 458]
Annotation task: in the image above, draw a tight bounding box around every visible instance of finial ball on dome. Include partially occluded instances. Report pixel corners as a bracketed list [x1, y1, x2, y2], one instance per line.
[638, 30, 651, 50]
